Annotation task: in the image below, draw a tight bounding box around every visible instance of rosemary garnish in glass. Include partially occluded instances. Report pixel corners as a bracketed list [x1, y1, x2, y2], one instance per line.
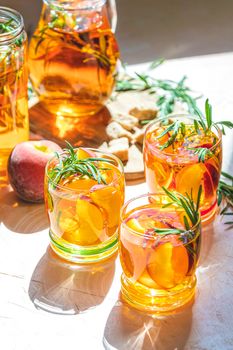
[157, 99, 233, 161]
[48, 142, 113, 187]
[151, 186, 202, 245]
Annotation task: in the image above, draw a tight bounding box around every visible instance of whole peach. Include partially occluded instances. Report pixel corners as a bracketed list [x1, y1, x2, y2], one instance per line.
[7, 140, 62, 203]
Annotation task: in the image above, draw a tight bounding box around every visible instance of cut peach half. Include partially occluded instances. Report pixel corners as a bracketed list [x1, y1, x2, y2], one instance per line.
[90, 185, 122, 234]
[147, 236, 189, 289]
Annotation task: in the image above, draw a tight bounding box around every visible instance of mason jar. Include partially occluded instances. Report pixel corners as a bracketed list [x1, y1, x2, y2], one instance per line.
[0, 7, 29, 183]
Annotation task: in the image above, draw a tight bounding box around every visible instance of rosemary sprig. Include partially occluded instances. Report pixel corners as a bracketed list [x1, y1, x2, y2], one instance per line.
[48, 142, 113, 187]
[217, 171, 233, 217]
[188, 147, 214, 163]
[115, 59, 202, 119]
[151, 186, 202, 245]
[156, 99, 233, 157]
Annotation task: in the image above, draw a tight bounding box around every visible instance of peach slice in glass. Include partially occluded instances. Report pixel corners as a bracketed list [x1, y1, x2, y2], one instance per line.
[176, 163, 205, 202]
[121, 236, 147, 282]
[152, 161, 173, 187]
[76, 148, 96, 160]
[147, 236, 189, 289]
[90, 185, 122, 234]
[62, 196, 105, 245]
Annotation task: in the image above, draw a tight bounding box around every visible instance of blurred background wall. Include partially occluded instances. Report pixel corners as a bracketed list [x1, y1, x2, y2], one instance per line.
[2, 0, 233, 64]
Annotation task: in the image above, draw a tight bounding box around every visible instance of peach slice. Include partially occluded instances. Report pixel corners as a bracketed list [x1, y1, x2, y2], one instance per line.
[147, 236, 189, 289]
[176, 163, 205, 202]
[149, 160, 173, 188]
[62, 196, 104, 245]
[138, 270, 161, 289]
[90, 185, 122, 234]
[203, 161, 220, 199]
[121, 236, 147, 282]
[60, 175, 97, 191]
[76, 148, 96, 160]
[120, 242, 134, 277]
[126, 218, 145, 233]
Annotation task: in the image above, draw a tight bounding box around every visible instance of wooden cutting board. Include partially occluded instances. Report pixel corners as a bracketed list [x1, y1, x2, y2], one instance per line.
[29, 91, 156, 181]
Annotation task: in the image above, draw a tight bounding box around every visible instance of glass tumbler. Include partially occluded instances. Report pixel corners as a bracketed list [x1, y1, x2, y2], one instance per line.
[143, 114, 222, 223]
[119, 193, 201, 314]
[45, 147, 125, 263]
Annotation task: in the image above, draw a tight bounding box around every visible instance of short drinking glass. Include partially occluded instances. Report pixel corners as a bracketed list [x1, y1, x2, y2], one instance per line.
[119, 193, 201, 314]
[45, 147, 125, 263]
[144, 114, 222, 223]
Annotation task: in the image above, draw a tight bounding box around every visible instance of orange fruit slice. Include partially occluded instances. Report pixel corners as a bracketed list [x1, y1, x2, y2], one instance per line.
[147, 236, 189, 289]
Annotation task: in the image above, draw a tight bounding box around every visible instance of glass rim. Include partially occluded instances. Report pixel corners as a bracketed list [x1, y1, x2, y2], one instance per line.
[144, 113, 222, 157]
[43, 0, 106, 11]
[0, 7, 24, 43]
[46, 147, 124, 192]
[120, 192, 201, 245]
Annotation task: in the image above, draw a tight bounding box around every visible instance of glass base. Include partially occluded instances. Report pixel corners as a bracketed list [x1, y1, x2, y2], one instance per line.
[121, 273, 196, 315]
[49, 230, 118, 264]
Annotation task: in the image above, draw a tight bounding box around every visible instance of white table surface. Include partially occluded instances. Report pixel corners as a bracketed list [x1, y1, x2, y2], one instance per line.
[1, 52, 233, 350]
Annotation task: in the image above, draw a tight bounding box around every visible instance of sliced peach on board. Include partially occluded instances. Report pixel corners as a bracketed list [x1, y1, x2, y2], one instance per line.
[147, 236, 189, 289]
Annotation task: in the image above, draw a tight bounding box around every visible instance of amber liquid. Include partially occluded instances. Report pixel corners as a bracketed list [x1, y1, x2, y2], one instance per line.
[120, 203, 201, 313]
[0, 36, 29, 182]
[29, 6, 119, 117]
[144, 124, 222, 222]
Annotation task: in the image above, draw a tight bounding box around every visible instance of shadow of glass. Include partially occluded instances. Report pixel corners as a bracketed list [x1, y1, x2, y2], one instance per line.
[103, 298, 193, 350]
[28, 247, 116, 315]
[0, 185, 48, 233]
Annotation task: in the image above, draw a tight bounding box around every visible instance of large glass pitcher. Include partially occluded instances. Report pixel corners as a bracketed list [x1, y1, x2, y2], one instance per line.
[28, 0, 120, 117]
